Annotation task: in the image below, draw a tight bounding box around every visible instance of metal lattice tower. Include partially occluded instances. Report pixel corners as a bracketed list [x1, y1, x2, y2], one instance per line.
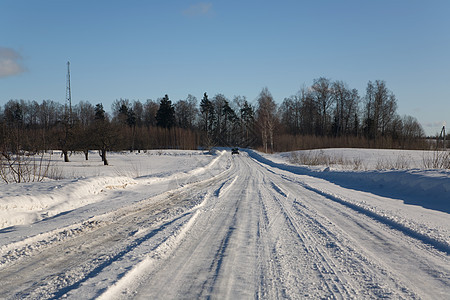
[437, 125, 446, 151]
[442, 125, 446, 151]
[66, 61, 72, 124]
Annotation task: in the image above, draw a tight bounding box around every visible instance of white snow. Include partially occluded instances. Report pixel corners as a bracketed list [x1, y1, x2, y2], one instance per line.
[0, 148, 448, 299]
[0, 150, 217, 229]
[273, 148, 446, 170]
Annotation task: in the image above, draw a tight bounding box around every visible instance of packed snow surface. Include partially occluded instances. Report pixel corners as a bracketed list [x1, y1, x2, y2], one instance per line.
[0, 148, 449, 299]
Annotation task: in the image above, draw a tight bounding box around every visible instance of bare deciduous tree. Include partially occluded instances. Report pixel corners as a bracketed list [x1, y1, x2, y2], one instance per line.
[256, 87, 277, 153]
[143, 99, 159, 127]
[175, 94, 198, 130]
[311, 77, 334, 135]
[364, 80, 398, 144]
[331, 81, 360, 137]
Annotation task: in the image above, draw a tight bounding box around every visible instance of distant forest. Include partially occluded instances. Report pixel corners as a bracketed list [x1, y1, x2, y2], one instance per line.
[1, 78, 430, 163]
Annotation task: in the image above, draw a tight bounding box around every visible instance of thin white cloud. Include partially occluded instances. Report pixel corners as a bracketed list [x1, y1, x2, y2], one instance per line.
[183, 2, 213, 17]
[0, 47, 26, 78]
[424, 121, 446, 128]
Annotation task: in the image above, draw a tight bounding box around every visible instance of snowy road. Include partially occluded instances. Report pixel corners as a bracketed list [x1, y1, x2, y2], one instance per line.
[0, 151, 449, 299]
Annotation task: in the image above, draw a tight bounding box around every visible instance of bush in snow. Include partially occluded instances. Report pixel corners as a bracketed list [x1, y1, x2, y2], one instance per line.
[0, 152, 55, 184]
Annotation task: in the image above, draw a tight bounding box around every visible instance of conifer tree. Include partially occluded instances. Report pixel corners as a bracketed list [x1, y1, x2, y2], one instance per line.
[200, 92, 214, 135]
[156, 94, 175, 129]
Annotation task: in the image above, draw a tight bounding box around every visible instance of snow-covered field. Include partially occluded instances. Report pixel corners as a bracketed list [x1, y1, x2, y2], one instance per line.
[0, 150, 215, 229]
[0, 148, 449, 299]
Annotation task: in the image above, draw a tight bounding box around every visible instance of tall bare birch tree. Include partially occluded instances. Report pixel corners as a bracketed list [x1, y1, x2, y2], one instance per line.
[256, 87, 277, 153]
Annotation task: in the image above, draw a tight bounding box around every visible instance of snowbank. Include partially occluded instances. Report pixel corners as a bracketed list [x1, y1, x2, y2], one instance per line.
[0, 150, 217, 229]
[247, 149, 450, 214]
[0, 176, 136, 228]
[247, 149, 450, 252]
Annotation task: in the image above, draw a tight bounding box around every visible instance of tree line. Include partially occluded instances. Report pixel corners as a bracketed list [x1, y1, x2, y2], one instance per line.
[0, 77, 428, 163]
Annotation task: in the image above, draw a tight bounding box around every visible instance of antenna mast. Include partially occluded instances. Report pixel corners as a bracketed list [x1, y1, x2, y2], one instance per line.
[437, 125, 446, 151]
[443, 125, 446, 151]
[66, 61, 72, 124]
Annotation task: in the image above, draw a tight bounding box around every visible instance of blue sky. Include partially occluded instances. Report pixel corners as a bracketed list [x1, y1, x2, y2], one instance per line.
[1, 0, 449, 135]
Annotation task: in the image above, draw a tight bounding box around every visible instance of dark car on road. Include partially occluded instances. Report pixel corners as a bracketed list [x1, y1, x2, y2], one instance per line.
[231, 148, 239, 155]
